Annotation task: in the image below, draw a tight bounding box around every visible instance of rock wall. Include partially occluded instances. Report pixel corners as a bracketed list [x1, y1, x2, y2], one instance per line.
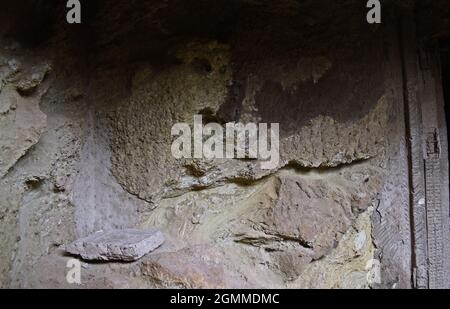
[0, 0, 447, 289]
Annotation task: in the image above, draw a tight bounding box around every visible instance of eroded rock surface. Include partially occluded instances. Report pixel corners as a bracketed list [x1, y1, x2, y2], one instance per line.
[0, 0, 430, 289]
[110, 41, 232, 204]
[140, 162, 383, 287]
[141, 246, 226, 289]
[66, 229, 165, 262]
[0, 56, 49, 179]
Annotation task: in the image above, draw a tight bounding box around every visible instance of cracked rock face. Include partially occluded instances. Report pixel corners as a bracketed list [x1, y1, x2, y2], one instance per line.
[110, 41, 232, 203]
[0, 58, 49, 179]
[141, 246, 226, 289]
[66, 229, 165, 262]
[0, 0, 431, 289]
[140, 163, 382, 287]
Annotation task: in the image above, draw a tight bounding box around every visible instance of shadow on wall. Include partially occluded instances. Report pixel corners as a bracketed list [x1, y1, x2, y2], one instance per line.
[441, 37, 450, 219]
[0, 0, 97, 48]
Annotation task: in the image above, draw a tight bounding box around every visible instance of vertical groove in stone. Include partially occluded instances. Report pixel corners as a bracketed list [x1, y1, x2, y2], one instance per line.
[373, 6, 412, 288]
[399, 7, 429, 289]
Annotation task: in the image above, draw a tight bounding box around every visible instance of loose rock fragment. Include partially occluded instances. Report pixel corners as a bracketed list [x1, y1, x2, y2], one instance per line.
[66, 229, 165, 262]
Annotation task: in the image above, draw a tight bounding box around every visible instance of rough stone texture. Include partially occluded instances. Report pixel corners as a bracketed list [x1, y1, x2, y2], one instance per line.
[290, 209, 377, 289]
[15, 63, 51, 96]
[0, 1, 393, 289]
[140, 163, 382, 287]
[66, 229, 165, 262]
[69, 108, 147, 238]
[0, 0, 448, 289]
[110, 41, 232, 204]
[246, 176, 367, 259]
[141, 246, 226, 289]
[108, 36, 388, 203]
[0, 66, 48, 178]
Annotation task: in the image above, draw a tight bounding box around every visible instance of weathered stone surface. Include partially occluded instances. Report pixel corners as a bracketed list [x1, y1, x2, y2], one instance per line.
[3, 0, 446, 289]
[108, 34, 388, 204]
[289, 209, 377, 289]
[142, 163, 382, 286]
[280, 95, 388, 168]
[66, 229, 165, 261]
[15, 63, 51, 96]
[0, 38, 82, 286]
[229, 168, 382, 282]
[254, 176, 354, 258]
[141, 246, 226, 289]
[0, 43, 50, 180]
[0, 57, 20, 93]
[110, 41, 232, 204]
[0, 85, 47, 179]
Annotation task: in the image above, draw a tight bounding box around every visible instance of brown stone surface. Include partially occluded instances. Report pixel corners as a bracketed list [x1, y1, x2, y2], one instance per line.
[141, 246, 226, 289]
[0, 0, 448, 289]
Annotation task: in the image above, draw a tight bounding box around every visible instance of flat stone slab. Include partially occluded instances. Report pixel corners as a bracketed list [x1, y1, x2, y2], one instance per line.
[66, 229, 164, 262]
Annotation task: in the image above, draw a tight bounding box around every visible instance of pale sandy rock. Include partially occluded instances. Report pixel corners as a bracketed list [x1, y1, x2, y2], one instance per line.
[142, 163, 383, 286]
[289, 209, 376, 289]
[0, 86, 47, 178]
[66, 229, 165, 262]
